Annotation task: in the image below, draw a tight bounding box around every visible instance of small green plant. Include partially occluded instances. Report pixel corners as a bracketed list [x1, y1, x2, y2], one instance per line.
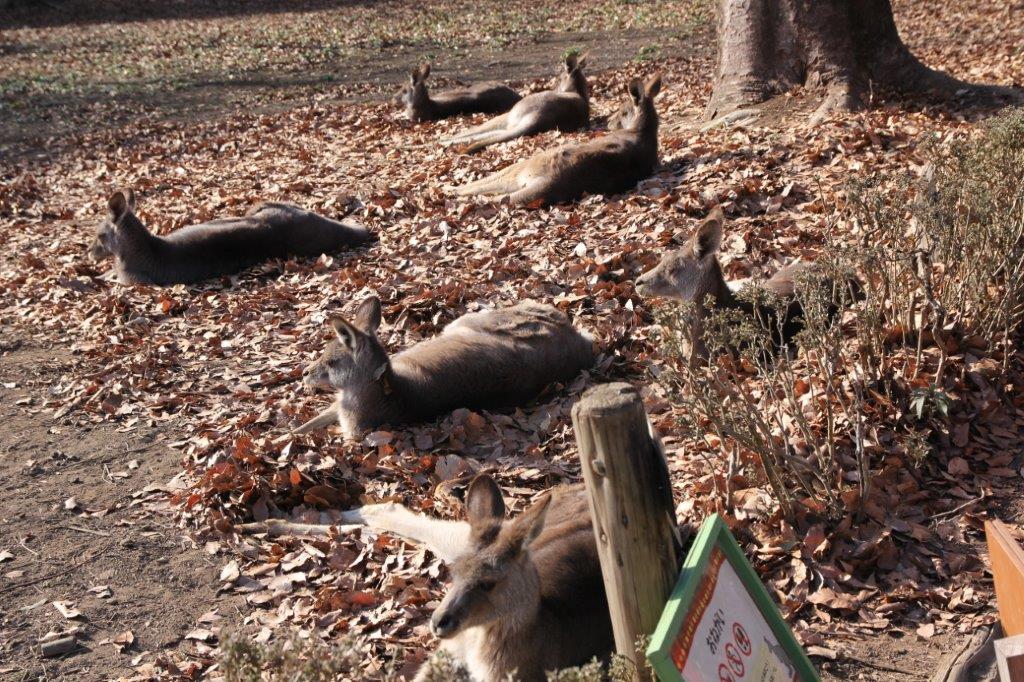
[636, 44, 660, 62]
[910, 386, 951, 420]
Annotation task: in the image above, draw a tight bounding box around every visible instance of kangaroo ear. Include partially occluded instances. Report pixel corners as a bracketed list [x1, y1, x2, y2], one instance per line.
[353, 296, 382, 334]
[645, 73, 662, 99]
[564, 52, 578, 73]
[465, 475, 505, 525]
[330, 317, 361, 352]
[107, 189, 136, 222]
[576, 52, 588, 71]
[417, 62, 431, 82]
[507, 493, 552, 551]
[693, 207, 725, 259]
[627, 78, 643, 104]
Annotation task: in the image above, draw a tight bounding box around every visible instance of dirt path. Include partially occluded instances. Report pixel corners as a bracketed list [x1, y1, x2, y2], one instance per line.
[0, 344, 244, 680]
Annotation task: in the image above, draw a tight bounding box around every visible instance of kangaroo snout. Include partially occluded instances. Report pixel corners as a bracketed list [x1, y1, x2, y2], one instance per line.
[301, 361, 331, 393]
[88, 240, 109, 262]
[430, 609, 459, 639]
[635, 273, 652, 295]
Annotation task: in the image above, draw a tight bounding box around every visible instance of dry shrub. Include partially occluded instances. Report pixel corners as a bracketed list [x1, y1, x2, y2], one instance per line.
[658, 107, 1024, 521]
[220, 631, 629, 681]
[848, 107, 1024, 380]
[220, 631, 441, 682]
[221, 632, 362, 682]
[655, 271, 882, 524]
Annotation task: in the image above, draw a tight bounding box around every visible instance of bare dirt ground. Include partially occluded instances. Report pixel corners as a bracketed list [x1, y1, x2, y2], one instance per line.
[0, 342, 245, 680]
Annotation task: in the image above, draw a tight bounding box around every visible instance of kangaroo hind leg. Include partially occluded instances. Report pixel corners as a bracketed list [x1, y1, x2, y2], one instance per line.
[507, 176, 554, 206]
[464, 116, 541, 154]
[442, 112, 509, 145]
[340, 502, 471, 563]
[454, 162, 524, 197]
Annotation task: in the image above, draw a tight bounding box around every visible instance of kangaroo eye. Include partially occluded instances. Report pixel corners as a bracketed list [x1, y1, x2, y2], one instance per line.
[478, 579, 497, 593]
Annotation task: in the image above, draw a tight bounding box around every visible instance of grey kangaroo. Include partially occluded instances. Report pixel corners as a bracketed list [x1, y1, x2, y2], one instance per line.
[395, 63, 522, 123]
[636, 206, 852, 363]
[452, 73, 661, 206]
[299, 297, 594, 438]
[441, 53, 590, 154]
[338, 475, 613, 681]
[90, 190, 371, 285]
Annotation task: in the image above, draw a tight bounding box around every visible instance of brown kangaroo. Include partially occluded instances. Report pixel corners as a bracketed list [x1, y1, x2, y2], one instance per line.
[636, 206, 827, 363]
[395, 63, 522, 123]
[452, 73, 661, 206]
[338, 475, 612, 681]
[90, 190, 371, 286]
[441, 54, 590, 154]
[299, 297, 594, 437]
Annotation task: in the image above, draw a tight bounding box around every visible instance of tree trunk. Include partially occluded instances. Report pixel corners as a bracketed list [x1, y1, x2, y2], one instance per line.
[707, 0, 1020, 123]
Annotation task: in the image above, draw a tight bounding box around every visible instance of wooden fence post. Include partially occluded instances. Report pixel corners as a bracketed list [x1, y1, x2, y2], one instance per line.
[571, 382, 679, 681]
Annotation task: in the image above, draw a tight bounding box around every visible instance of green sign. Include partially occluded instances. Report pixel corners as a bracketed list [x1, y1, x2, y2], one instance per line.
[646, 514, 819, 682]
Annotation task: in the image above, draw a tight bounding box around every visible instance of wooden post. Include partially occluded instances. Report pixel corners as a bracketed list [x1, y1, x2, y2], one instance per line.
[572, 383, 679, 680]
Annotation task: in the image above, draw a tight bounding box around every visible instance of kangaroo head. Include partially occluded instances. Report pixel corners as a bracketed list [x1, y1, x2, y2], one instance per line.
[431, 475, 549, 640]
[556, 52, 589, 99]
[302, 296, 389, 395]
[90, 189, 139, 261]
[609, 72, 662, 132]
[395, 63, 432, 120]
[636, 206, 725, 301]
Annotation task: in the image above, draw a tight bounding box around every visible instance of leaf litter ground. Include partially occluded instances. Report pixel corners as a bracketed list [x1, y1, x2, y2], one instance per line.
[1, 0, 1023, 679]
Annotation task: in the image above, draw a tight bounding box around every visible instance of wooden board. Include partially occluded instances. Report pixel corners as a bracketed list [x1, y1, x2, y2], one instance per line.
[646, 514, 819, 682]
[985, 520, 1024, 637]
[995, 635, 1024, 682]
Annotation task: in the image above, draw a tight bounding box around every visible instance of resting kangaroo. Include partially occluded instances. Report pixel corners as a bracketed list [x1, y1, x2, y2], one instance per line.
[395, 63, 522, 123]
[299, 297, 594, 437]
[636, 206, 836, 363]
[90, 190, 371, 285]
[441, 53, 590, 154]
[453, 73, 662, 206]
[339, 475, 613, 681]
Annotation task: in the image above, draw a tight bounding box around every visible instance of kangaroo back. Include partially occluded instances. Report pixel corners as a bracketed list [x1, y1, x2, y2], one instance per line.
[397, 300, 595, 412]
[246, 202, 371, 256]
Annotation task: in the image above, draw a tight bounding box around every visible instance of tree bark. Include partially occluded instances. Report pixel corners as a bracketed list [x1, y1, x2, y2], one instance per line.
[707, 0, 1021, 122]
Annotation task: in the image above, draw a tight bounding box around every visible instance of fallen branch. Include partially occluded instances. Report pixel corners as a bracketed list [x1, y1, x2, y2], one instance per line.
[0, 543, 113, 595]
[930, 623, 997, 682]
[60, 524, 111, 537]
[932, 495, 985, 521]
[839, 652, 917, 676]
